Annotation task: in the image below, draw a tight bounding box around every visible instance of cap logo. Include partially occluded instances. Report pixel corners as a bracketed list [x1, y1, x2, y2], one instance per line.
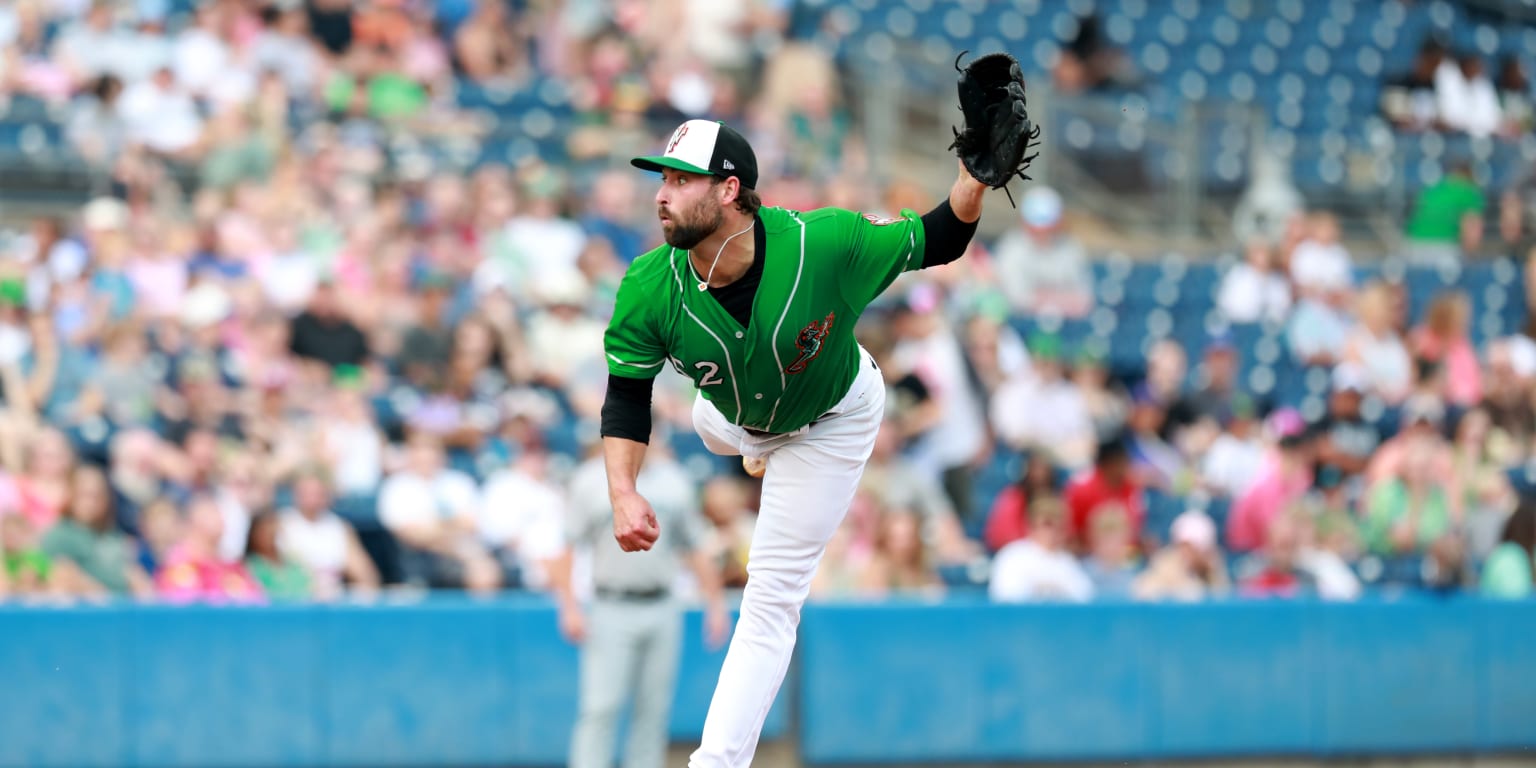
[667, 124, 690, 154]
[722, 159, 735, 170]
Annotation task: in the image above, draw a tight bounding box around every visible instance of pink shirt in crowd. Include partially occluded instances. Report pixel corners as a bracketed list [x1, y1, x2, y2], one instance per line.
[1227, 454, 1312, 552]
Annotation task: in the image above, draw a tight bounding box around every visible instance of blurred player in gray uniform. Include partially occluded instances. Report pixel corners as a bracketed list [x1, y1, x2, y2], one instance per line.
[553, 439, 730, 768]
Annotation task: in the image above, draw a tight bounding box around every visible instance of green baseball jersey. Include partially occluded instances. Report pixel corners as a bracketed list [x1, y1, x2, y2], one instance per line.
[605, 205, 927, 433]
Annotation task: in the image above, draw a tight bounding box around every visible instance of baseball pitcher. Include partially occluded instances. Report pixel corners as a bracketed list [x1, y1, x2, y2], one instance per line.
[598, 54, 1039, 768]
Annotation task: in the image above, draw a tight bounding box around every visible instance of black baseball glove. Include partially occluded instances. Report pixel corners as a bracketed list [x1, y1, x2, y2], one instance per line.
[949, 51, 1042, 206]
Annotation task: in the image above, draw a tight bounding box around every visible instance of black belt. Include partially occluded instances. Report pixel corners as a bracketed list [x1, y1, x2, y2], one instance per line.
[595, 586, 670, 602]
[744, 409, 836, 438]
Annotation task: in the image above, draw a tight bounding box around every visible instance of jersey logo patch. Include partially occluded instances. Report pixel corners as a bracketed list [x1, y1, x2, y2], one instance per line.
[861, 212, 899, 226]
[785, 312, 835, 375]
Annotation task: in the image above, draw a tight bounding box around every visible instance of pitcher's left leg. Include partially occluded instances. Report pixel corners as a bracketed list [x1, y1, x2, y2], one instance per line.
[688, 383, 885, 768]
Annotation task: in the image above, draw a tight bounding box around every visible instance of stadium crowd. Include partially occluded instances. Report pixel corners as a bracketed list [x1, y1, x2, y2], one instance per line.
[1, 0, 1535, 607]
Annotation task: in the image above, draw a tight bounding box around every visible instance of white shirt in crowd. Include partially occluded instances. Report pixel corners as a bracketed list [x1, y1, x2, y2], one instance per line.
[378, 468, 480, 531]
[1201, 433, 1267, 498]
[1289, 238, 1353, 294]
[278, 508, 351, 596]
[1348, 328, 1413, 401]
[479, 466, 567, 590]
[1436, 59, 1504, 138]
[322, 419, 384, 497]
[1218, 262, 1292, 324]
[893, 323, 988, 474]
[117, 78, 202, 154]
[990, 373, 1095, 470]
[989, 539, 1094, 603]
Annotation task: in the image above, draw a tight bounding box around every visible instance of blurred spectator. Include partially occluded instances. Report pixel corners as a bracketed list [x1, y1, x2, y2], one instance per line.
[1081, 502, 1138, 599]
[1365, 393, 1456, 494]
[1482, 338, 1536, 450]
[1449, 408, 1516, 561]
[991, 187, 1093, 318]
[700, 476, 754, 589]
[479, 450, 567, 590]
[1496, 54, 1534, 133]
[67, 74, 128, 168]
[984, 451, 1060, 553]
[1075, 348, 1129, 441]
[1217, 238, 1292, 325]
[1052, 13, 1136, 94]
[890, 284, 989, 522]
[1238, 512, 1312, 598]
[1403, 161, 1486, 266]
[1169, 336, 1249, 438]
[1237, 509, 1360, 600]
[862, 509, 943, 598]
[0, 426, 77, 532]
[1343, 282, 1413, 404]
[378, 430, 499, 593]
[1138, 339, 1188, 408]
[990, 333, 1094, 471]
[246, 509, 313, 602]
[396, 274, 457, 390]
[1133, 510, 1229, 601]
[1437, 52, 1504, 139]
[1, 512, 58, 597]
[1381, 37, 1446, 132]
[289, 279, 370, 371]
[1410, 291, 1482, 408]
[503, 170, 588, 293]
[1233, 147, 1305, 247]
[118, 65, 203, 158]
[989, 497, 1092, 603]
[861, 420, 975, 566]
[1227, 410, 1315, 553]
[1064, 436, 1144, 552]
[277, 468, 379, 600]
[317, 377, 387, 499]
[1125, 392, 1186, 493]
[580, 170, 647, 264]
[453, 0, 528, 83]
[1363, 438, 1456, 559]
[39, 466, 152, 599]
[1200, 397, 1266, 498]
[1481, 497, 1535, 598]
[156, 494, 264, 604]
[1311, 365, 1382, 480]
[525, 273, 605, 391]
[1288, 212, 1353, 296]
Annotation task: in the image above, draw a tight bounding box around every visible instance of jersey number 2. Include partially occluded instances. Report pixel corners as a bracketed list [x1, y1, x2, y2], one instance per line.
[695, 361, 724, 387]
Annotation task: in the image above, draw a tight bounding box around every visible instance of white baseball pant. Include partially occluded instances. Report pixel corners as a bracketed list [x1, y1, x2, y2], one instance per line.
[687, 348, 884, 768]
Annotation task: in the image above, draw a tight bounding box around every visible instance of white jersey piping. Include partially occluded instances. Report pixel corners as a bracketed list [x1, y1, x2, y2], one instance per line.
[669, 248, 743, 424]
[764, 211, 807, 432]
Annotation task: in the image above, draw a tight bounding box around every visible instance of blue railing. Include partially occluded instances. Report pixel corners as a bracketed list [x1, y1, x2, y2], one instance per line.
[2, 595, 1533, 767]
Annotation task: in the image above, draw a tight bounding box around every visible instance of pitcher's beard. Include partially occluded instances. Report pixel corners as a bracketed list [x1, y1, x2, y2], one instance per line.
[662, 203, 724, 250]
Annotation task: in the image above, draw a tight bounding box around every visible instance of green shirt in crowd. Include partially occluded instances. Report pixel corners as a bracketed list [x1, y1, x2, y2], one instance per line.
[1363, 480, 1453, 555]
[1404, 175, 1485, 243]
[1480, 542, 1534, 599]
[246, 556, 313, 602]
[40, 520, 135, 595]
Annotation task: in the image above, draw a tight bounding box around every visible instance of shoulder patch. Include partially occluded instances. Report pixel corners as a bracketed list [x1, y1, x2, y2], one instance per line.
[861, 212, 900, 226]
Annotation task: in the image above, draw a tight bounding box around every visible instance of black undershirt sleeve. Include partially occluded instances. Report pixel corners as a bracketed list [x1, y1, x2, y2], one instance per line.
[919, 199, 979, 269]
[600, 374, 656, 444]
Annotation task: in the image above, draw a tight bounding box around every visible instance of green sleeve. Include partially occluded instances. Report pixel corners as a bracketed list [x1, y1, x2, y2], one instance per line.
[1363, 481, 1403, 555]
[831, 208, 927, 309]
[39, 524, 87, 564]
[604, 268, 668, 379]
[1481, 543, 1535, 598]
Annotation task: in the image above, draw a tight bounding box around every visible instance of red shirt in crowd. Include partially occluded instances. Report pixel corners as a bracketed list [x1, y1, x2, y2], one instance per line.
[984, 486, 1031, 552]
[1063, 469, 1144, 548]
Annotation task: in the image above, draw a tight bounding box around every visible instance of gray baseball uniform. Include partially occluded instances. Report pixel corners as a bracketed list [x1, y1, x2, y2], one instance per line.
[566, 452, 707, 768]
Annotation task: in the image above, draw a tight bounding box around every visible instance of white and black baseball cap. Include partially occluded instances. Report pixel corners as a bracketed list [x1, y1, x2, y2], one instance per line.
[631, 119, 759, 190]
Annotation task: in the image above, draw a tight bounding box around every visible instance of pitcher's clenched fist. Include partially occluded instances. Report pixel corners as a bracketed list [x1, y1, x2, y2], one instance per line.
[611, 490, 660, 551]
